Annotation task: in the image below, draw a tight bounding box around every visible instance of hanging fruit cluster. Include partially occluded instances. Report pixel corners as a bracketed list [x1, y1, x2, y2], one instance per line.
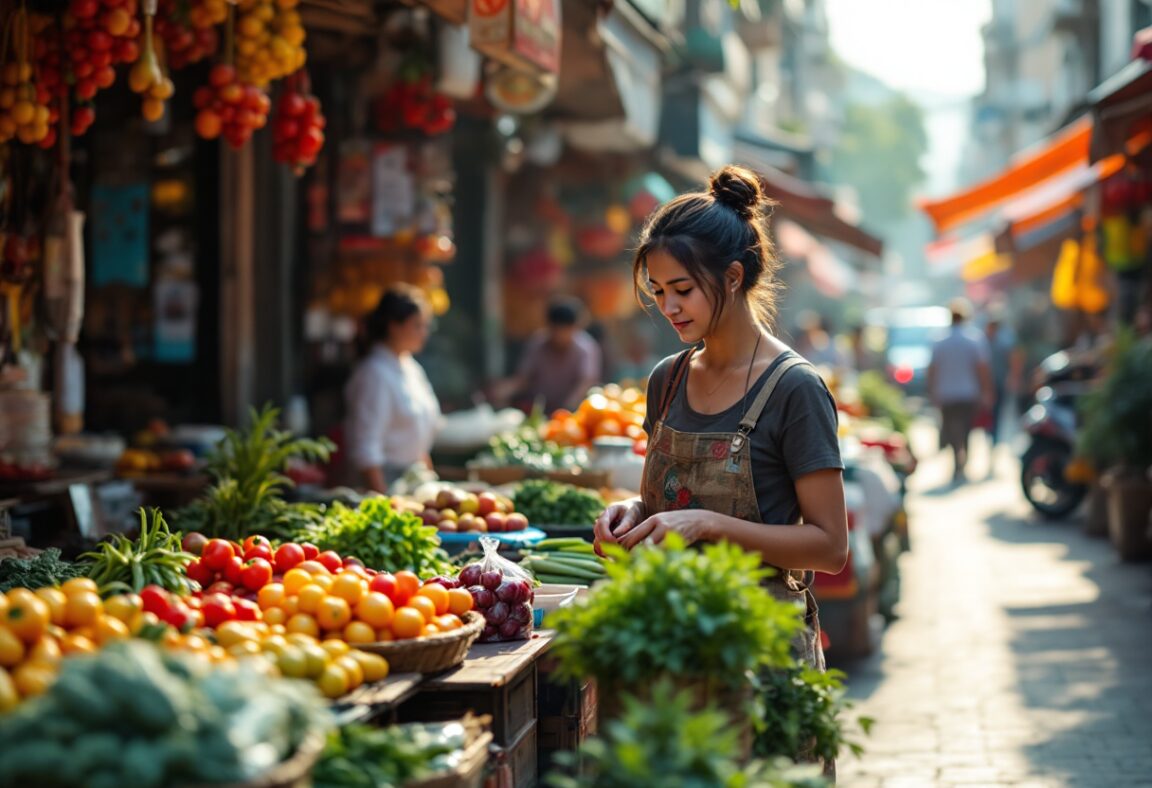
[63, 0, 141, 101]
[0, 11, 54, 147]
[128, 8, 175, 122]
[271, 69, 324, 174]
[234, 0, 305, 88]
[155, 0, 223, 70]
[193, 63, 269, 148]
[375, 72, 454, 136]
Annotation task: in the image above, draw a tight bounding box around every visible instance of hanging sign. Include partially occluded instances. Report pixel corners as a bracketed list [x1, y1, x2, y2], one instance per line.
[469, 0, 561, 74]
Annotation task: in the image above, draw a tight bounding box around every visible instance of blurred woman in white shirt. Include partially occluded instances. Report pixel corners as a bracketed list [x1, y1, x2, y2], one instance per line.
[344, 285, 441, 493]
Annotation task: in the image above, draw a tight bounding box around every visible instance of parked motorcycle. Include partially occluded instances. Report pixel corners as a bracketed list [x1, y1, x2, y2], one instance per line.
[1019, 350, 1096, 518]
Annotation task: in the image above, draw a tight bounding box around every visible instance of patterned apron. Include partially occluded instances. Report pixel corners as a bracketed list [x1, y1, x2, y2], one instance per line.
[641, 348, 826, 671]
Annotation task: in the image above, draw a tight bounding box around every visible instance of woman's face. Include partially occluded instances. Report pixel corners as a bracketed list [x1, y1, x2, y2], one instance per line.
[391, 310, 432, 354]
[645, 249, 718, 344]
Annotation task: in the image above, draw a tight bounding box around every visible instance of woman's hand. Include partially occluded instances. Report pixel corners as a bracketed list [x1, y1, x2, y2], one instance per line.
[617, 510, 713, 551]
[592, 498, 644, 556]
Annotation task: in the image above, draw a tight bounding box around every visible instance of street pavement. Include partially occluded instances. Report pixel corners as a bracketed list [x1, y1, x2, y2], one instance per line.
[835, 427, 1152, 788]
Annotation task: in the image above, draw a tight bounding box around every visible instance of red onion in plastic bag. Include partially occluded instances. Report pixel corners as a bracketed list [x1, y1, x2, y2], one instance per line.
[460, 536, 535, 643]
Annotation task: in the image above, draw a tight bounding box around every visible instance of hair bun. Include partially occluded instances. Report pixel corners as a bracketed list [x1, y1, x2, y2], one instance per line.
[709, 166, 763, 219]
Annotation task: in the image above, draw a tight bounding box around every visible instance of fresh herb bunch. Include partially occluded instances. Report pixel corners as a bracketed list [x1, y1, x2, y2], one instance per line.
[81, 508, 195, 595]
[313, 720, 472, 788]
[755, 665, 871, 764]
[0, 549, 87, 593]
[513, 479, 606, 526]
[171, 404, 334, 541]
[549, 535, 803, 687]
[548, 679, 827, 788]
[294, 497, 451, 577]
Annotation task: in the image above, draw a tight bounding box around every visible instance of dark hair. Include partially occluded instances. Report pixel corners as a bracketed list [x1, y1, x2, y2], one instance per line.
[633, 166, 781, 332]
[364, 284, 428, 343]
[547, 296, 584, 327]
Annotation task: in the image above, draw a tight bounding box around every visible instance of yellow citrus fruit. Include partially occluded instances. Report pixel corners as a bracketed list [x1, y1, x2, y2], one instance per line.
[355, 593, 394, 629]
[407, 596, 436, 625]
[391, 608, 425, 640]
[316, 597, 351, 632]
[416, 583, 449, 616]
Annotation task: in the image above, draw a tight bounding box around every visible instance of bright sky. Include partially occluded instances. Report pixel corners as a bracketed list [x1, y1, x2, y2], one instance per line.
[826, 0, 993, 194]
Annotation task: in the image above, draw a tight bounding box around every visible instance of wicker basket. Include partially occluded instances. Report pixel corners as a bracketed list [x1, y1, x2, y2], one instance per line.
[183, 729, 326, 788]
[358, 611, 484, 673]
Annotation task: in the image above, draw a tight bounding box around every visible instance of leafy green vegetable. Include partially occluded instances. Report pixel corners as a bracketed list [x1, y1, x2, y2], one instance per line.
[548, 678, 827, 788]
[170, 404, 333, 541]
[292, 497, 451, 577]
[470, 426, 589, 473]
[549, 535, 803, 687]
[313, 720, 472, 788]
[513, 479, 606, 526]
[0, 640, 331, 788]
[1077, 330, 1152, 469]
[857, 371, 912, 436]
[0, 548, 87, 593]
[755, 665, 871, 764]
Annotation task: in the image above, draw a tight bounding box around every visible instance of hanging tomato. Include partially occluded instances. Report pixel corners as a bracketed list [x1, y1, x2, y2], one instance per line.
[272, 69, 326, 174]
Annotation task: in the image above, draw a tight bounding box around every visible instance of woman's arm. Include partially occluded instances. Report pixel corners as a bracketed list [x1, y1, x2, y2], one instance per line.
[616, 469, 848, 573]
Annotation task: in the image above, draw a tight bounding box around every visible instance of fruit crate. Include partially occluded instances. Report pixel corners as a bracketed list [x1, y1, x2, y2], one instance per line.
[537, 655, 597, 775]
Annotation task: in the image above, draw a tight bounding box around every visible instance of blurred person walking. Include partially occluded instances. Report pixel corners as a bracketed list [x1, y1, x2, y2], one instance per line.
[344, 285, 441, 493]
[984, 310, 1023, 449]
[927, 298, 993, 484]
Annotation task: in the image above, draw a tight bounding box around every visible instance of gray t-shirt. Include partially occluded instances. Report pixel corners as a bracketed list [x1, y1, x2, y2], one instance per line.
[643, 350, 844, 526]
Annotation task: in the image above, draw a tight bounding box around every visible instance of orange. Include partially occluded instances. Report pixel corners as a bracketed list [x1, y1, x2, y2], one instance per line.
[63, 591, 103, 629]
[316, 597, 352, 632]
[263, 606, 287, 626]
[12, 662, 55, 698]
[394, 571, 421, 602]
[342, 621, 376, 644]
[34, 588, 67, 626]
[422, 624, 440, 637]
[104, 594, 143, 629]
[374, 628, 395, 643]
[329, 573, 365, 605]
[447, 588, 474, 616]
[27, 635, 61, 665]
[285, 613, 320, 638]
[0, 628, 26, 667]
[257, 583, 286, 610]
[93, 616, 130, 644]
[313, 574, 334, 592]
[60, 578, 99, 597]
[355, 593, 394, 629]
[282, 568, 313, 595]
[391, 608, 425, 639]
[296, 584, 327, 614]
[407, 596, 436, 624]
[4, 591, 50, 643]
[435, 614, 463, 632]
[59, 633, 96, 655]
[416, 583, 449, 616]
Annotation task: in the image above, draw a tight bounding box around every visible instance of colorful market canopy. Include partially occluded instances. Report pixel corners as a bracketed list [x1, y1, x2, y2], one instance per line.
[918, 116, 1092, 234]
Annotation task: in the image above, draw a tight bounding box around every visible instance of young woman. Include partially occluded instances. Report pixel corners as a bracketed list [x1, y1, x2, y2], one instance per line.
[344, 284, 441, 494]
[592, 166, 848, 669]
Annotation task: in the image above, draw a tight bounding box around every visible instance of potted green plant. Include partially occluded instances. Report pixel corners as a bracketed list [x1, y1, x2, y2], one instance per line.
[1077, 331, 1152, 561]
[548, 536, 804, 752]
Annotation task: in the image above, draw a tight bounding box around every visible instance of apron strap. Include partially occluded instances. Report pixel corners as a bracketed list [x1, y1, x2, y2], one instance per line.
[657, 348, 696, 422]
[728, 355, 809, 454]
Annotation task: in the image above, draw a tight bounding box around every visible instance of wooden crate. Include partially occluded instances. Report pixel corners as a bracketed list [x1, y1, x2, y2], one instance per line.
[537, 656, 597, 775]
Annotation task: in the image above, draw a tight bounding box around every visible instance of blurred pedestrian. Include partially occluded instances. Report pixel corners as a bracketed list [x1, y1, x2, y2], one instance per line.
[496, 296, 602, 413]
[344, 284, 441, 493]
[983, 310, 1023, 447]
[927, 298, 993, 483]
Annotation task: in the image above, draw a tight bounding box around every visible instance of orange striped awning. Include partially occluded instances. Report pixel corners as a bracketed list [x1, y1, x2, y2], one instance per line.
[919, 116, 1092, 234]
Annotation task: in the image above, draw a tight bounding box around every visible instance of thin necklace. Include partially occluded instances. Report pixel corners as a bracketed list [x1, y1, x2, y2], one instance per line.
[738, 332, 764, 418]
[698, 331, 763, 398]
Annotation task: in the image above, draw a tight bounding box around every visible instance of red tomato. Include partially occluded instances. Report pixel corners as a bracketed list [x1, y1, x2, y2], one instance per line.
[207, 581, 234, 596]
[223, 556, 246, 587]
[201, 593, 236, 628]
[274, 543, 306, 573]
[240, 558, 273, 591]
[233, 598, 260, 622]
[369, 572, 397, 602]
[300, 542, 320, 560]
[394, 571, 420, 606]
[185, 558, 214, 587]
[201, 539, 235, 571]
[244, 544, 273, 563]
[140, 585, 171, 617]
[316, 551, 343, 573]
[182, 532, 209, 556]
[242, 535, 271, 554]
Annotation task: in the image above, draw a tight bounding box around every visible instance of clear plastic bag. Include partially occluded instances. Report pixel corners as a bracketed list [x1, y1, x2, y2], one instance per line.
[456, 536, 535, 643]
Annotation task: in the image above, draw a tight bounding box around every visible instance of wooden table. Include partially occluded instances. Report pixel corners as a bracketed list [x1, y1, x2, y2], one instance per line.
[331, 672, 424, 726]
[398, 633, 554, 788]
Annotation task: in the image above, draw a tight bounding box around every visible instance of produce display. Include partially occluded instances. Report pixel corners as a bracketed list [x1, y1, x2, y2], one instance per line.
[541, 385, 647, 448]
[447, 540, 535, 644]
[520, 538, 606, 586]
[0, 640, 331, 787]
[0, 547, 87, 593]
[314, 718, 483, 787]
[470, 425, 588, 473]
[192, 62, 271, 149]
[81, 509, 194, 595]
[513, 479, 606, 527]
[272, 69, 325, 173]
[396, 486, 528, 534]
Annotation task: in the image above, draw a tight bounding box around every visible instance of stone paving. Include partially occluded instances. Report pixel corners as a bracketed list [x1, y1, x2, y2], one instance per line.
[834, 432, 1152, 788]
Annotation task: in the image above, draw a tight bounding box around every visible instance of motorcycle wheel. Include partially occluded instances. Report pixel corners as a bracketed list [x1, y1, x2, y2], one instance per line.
[1021, 441, 1087, 519]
